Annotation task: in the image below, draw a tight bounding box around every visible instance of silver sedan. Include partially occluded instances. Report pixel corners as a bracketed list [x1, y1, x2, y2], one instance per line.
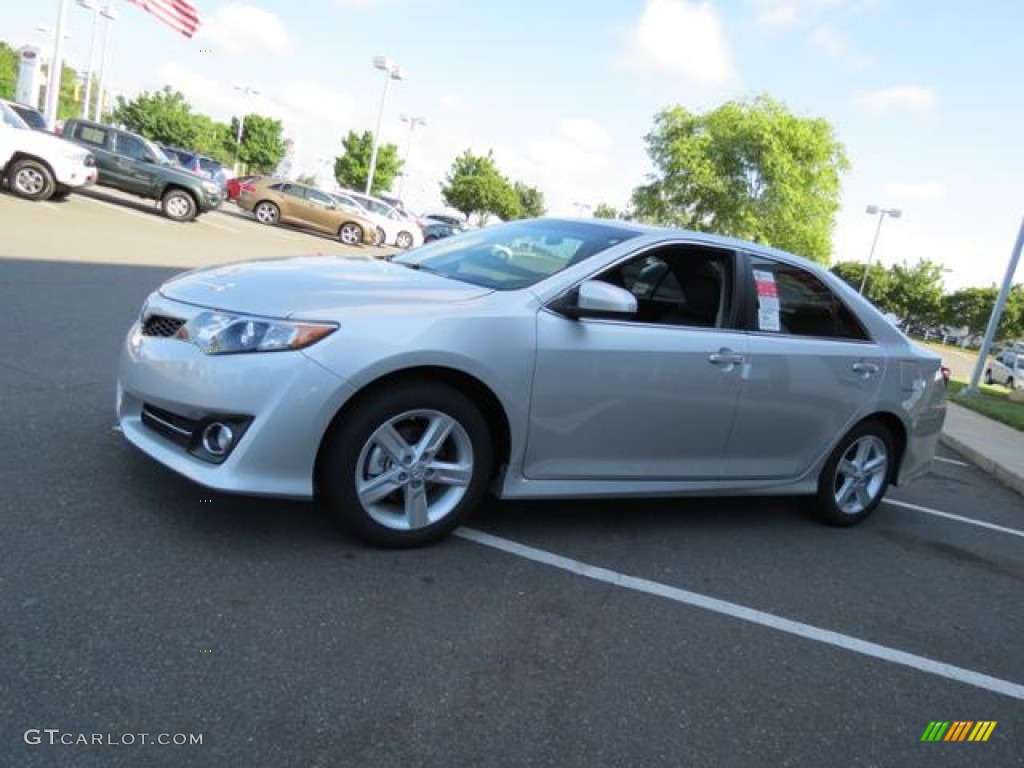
[116, 219, 948, 546]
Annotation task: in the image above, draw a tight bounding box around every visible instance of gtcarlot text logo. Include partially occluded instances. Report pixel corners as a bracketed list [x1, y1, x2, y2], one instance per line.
[24, 729, 203, 747]
[920, 721, 997, 742]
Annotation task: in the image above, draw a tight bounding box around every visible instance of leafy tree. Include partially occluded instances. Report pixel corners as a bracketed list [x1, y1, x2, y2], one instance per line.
[441, 149, 519, 222]
[333, 130, 402, 194]
[296, 172, 318, 186]
[232, 113, 286, 174]
[942, 287, 997, 336]
[513, 181, 545, 218]
[883, 260, 945, 331]
[112, 87, 205, 147]
[632, 94, 849, 264]
[830, 261, 890, 306]
[0, 42, 17, 101]
[593, 203, 619, 219]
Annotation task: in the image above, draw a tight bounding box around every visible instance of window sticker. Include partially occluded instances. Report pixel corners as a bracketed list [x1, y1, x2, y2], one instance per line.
[753, 269, 781, 331]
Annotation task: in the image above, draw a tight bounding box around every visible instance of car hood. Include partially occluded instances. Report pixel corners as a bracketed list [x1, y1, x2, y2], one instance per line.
[159, 256, 494, 317]
[18, 128, 91, 159]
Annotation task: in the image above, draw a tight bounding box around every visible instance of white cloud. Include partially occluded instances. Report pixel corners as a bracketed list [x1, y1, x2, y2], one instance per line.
[857, 85, 937, 114]
[755, 1, 801, 27]
[809, 24, 845, 56]
[618, 0, 735, 87]
[199, 4, 294, 57]
[883, 182, 947, 201]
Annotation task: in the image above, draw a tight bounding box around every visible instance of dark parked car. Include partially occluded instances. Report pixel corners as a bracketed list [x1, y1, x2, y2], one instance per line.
[62, 119, 223, 221]
[422, 221, 461, 242]
[158, 144, 229, 198]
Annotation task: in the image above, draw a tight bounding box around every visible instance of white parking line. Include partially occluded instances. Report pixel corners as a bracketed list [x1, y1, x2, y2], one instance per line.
[78, 194, 169, 224]
[934, 456, 970, 467]
[884, 498, 1024, 539]
[456, 527, 1024, 702]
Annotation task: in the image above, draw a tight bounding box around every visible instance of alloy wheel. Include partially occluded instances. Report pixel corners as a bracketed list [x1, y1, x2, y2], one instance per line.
[832, 434, 889, 516]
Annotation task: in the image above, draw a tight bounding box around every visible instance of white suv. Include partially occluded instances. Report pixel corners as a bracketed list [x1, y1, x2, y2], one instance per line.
[0, 99, 97, 201]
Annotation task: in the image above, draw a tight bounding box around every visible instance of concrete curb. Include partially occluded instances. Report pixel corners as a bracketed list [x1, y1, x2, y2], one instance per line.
[940, 432, 1024, 498]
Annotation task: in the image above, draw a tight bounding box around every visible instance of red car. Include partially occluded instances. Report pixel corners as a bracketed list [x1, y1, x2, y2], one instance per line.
[226, 174, 262, 202]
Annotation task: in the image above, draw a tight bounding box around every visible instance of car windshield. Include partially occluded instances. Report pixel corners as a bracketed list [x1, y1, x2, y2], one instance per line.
[147, 141, 172, 165]
[392, 219, 641, 290]
[0, 102, 30, 130]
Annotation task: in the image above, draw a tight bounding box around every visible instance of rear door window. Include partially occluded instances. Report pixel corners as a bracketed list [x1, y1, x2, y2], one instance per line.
[747, 257, 870, 341]
[74, 124, 108, 148]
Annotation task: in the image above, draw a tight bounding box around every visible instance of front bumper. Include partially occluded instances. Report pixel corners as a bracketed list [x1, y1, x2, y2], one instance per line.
[116, 294, 356, 498]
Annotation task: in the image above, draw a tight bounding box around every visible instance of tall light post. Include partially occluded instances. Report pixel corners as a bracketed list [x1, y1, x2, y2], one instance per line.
[573, 201, 592, 217]
[858, 204, 902, 294]
[93, 3, 118, 121]
[78, 0, 100, 119]
[43, 0, 71, 130]
[365, 56, 405, 196]
[232, 85, 260, 174]
[397, 113, 425, 200]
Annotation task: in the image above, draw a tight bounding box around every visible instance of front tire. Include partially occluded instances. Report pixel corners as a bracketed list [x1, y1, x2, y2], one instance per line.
[396, 231, 414, 249]
[319, 381, 493, 547]
[254, 201, 280, 225]
[814, 420, 893, 526]
[161, 189, 198, 222]
[339, 222, 364, 246]
[9, 158, 55, 201]
[374, 226, 386, 246]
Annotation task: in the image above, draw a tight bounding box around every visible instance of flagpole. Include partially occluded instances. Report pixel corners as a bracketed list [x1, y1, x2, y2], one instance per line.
[44, 0, 71, 130]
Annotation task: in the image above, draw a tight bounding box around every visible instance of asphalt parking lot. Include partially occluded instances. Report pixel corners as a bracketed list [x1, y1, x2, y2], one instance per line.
[2, 188, 1022, 767]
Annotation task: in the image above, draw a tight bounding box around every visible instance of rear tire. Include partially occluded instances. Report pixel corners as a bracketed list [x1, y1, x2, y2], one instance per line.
[813, 420, 893, 527]
[396, 231, 414, 249]
[374, 226, 386, 246]
[161, 188, 198, 222]
[254, 201, 280, 225]
[9, 158, 55, 201]
[318, 381, 493, 547]
[984, 369, 994, 385]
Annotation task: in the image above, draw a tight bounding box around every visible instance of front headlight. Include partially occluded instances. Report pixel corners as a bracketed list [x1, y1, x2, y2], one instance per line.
[174, 311, 337, 354]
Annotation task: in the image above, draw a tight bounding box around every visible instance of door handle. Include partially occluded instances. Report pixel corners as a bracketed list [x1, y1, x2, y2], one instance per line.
[708, 351, 745, 366]
[852, 361, 879, 376]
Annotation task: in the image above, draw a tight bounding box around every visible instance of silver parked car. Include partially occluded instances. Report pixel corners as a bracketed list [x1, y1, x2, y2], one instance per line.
[116, 219, 948, 547]
[985, 349, 1024, 390]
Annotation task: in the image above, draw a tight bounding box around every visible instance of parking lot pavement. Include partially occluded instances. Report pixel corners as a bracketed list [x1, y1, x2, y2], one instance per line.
[2, 249, 1023, 765]
[0, 186, 392, 269]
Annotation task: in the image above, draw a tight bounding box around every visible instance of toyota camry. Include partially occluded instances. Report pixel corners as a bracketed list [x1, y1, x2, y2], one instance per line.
[116, 218, 947, 547]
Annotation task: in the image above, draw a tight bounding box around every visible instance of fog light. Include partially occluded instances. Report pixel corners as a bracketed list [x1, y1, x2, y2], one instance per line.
[202, 422, 235, 456]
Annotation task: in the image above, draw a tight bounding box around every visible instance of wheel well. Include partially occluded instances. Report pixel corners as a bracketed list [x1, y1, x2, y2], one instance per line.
[161, 184, 198, 206]
[314, 366, 512, 490]
[8, 152, 54, 177]
[860, 412, 907, 482]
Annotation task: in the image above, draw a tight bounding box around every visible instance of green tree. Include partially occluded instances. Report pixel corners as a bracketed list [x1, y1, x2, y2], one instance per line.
[593, 203, 619, 219]
[296, 172, 318, 186]
[440, 149, 519, 222]
[632, 94, 849, 264]
[231, 113, 286, 174]
[830, 261, 890, 306]
[513, 181, 545, 218]
[112, 87, 204, 147]
[333, 130, 402, 194]
[0, 42, 17, 101]
[943, 287, 997, 336]
[884, 260, 945, 331]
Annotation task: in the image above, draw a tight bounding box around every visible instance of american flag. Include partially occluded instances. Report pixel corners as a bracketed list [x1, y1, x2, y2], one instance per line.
[127, 0, 202, 39]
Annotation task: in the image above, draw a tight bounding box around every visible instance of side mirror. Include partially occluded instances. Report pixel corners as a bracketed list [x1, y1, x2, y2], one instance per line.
[555, 280, 638, 320]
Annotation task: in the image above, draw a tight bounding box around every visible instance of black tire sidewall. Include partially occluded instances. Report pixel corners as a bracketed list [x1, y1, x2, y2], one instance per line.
[319, 382, 493, 547]
[814, 419, 894, 527]
[10, 159, 55, 201]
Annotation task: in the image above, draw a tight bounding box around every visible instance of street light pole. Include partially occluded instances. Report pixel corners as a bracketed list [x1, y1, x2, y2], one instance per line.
[44, 0, 71, 130]
[397, 113, 425, 200]
[858, 204, 902, 295]
[93, 3, 118, 121]
[965, 216, 1024, 395]
[365, 56, 404, 196]
[78, 0, 100, 119]
[233, 85, 259, 175]
[573, 202, 592, 217]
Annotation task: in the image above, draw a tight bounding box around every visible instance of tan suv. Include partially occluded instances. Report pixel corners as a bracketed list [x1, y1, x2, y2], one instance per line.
[238, 179, 377, 246]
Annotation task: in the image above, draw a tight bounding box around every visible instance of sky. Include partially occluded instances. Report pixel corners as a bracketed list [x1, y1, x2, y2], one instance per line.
[6, 0, 1023, 290]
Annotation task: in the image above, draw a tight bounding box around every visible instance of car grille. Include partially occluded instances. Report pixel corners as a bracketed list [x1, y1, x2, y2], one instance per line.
[142, 315, 185, 338]
[141, 404, 197, 448]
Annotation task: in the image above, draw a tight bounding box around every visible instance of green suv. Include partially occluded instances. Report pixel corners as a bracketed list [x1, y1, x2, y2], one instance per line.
[62, 119, 222, 221]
